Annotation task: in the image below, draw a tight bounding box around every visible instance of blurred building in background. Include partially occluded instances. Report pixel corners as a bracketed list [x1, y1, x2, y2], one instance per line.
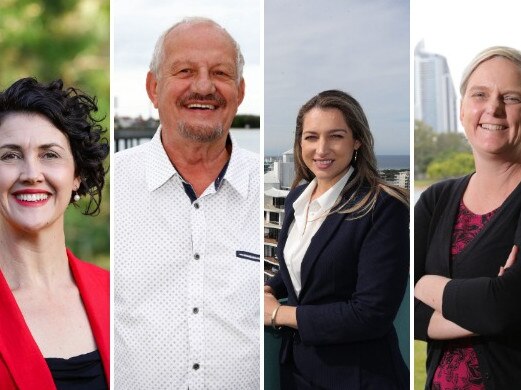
[414, 41, 458, 133]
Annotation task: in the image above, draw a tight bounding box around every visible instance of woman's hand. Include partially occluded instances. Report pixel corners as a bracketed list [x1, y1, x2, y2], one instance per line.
[264, 285, 275, 295]
[499, 245, 518, 276]
[264, 289, 299, 329]
[264, 291, 280, 326]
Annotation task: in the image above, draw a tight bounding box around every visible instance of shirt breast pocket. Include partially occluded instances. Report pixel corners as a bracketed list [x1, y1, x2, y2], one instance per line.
[236, 250, 260, 262]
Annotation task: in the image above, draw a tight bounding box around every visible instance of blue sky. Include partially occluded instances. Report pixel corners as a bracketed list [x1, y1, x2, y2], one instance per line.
[264, 0, 410, 155]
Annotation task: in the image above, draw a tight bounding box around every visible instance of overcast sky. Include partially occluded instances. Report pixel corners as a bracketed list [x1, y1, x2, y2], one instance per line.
[113, 0, 260, 119]
[412, 0, 520, 132]
[113, 0, 519, 155]
[264, 0, 410, 156]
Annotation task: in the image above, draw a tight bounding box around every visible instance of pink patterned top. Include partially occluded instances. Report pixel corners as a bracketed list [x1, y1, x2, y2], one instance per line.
[431, 200, 496, 390]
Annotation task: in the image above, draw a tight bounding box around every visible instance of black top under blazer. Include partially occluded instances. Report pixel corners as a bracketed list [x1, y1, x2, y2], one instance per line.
[415, 175, 521, 390]
[267, 181, 410, 389]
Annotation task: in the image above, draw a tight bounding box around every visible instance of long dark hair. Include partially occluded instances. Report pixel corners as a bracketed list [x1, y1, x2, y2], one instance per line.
[292, 90, 408, 218]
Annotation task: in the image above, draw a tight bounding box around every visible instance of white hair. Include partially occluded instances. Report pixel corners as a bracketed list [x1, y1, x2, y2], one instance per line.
[149, 17, 245, 83]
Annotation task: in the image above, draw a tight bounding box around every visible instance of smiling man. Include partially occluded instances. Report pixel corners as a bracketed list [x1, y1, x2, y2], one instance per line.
[114, 18, 260, 390]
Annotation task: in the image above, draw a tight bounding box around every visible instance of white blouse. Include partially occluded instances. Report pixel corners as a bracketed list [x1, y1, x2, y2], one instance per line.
[284, 167, 354, 297]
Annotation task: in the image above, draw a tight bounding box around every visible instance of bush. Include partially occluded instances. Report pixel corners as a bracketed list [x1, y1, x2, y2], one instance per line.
[426, 152, 475, 180]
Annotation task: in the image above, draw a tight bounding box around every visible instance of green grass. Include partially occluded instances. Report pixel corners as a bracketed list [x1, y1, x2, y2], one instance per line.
[414, 179, 436, 189]
[414, 341, 427, 389]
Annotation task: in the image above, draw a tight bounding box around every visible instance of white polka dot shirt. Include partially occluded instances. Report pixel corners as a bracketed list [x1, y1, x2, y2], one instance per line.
[114, 127, 260, 389]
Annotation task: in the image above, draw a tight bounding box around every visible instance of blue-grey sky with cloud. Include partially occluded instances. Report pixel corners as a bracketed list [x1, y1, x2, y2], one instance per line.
[265, 0, 409, 156]
[113, 0, 260, 119]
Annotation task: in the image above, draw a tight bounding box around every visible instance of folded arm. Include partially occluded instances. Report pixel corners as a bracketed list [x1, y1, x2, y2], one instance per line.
[415, 246, 519, 337]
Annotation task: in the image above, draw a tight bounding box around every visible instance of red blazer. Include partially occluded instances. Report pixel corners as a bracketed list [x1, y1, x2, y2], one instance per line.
[0, 249, 109, 389]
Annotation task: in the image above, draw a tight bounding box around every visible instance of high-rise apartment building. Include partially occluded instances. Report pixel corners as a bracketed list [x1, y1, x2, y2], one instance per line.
[414, 41, 458, 133]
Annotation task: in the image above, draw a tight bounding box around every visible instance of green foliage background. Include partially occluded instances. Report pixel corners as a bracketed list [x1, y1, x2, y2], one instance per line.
[231, 114, 260, 128]
[415, 341, 427, 389]
[0, 0, 110, 268]
[414, 120, 475, 181]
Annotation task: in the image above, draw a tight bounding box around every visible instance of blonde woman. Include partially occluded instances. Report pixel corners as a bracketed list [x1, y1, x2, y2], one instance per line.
[415, 46, 521, 389]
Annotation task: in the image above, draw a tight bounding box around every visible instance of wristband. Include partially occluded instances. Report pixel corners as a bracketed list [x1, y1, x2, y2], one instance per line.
[271, 304, 282, 330]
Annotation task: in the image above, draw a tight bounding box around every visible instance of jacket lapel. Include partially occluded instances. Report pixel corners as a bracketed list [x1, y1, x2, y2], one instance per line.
[277, 194, 298, 300]
[298, 211, 346, 300]
[68, 250, 110, 383]
[0, 271, 56, 389]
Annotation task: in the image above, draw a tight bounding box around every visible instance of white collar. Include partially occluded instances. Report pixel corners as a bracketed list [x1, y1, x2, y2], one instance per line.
[145, 126, 250, 199]
[292, 166, 354, 233]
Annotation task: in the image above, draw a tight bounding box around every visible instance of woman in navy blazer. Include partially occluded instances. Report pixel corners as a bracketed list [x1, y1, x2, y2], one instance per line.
[265, 90, 409, 389]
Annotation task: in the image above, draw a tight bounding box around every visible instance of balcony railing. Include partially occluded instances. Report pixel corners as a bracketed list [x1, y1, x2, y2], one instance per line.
[264, 256, 279, 266]
[264, 237, 277, 245]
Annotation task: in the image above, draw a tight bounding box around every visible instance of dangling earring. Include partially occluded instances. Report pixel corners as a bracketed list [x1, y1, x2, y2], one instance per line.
[73, 192, 80, 202]
[354, 149, 358, 163]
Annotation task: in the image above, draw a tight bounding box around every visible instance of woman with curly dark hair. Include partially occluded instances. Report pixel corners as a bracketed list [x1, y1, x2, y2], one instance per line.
[0, 78, 109, 389]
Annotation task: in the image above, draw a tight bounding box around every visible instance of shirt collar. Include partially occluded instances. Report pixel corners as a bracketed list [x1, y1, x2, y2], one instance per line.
[145, 126, 178, 192]
[145, 126, 250, 199]
[292, 166, 354, 233]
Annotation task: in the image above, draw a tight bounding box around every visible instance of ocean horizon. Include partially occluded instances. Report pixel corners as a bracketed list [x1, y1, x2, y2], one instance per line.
[376, 155, 409, 170]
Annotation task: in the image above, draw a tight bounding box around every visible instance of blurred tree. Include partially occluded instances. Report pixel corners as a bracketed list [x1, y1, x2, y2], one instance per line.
[231, 114, 260, 128]
[0, 0, 109, 109]
[414, 120, 438, 177]
[426, 152, 475, 180]
[0, 0, 109, 268]
[414, 120, 472, 180]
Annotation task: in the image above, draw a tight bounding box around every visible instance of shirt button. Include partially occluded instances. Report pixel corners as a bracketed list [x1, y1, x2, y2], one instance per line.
[193, 363, 200, 370]
[193, 307, 199, 314]
[194, 253, 200, 260]
[194, 202, 200, 209]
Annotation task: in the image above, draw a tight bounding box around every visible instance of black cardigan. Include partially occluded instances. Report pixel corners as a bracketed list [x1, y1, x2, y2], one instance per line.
[414, 175, 521, 390]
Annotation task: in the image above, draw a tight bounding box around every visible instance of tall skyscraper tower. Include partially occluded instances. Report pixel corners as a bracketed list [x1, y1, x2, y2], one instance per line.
[414, 41, 458, 133]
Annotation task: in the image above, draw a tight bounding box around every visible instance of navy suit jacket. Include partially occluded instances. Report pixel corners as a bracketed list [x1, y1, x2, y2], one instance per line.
[268, 182, 409, 389]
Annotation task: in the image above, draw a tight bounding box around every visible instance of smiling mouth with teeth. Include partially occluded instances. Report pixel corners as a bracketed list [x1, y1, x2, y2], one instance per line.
[16, 193, 49, 202]
[187, 103, 216, 110]
[480, 123, 507, 131]
[314, 159, 334, 168]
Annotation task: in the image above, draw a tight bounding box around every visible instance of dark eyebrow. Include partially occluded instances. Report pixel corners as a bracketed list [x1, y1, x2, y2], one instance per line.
[40, 143, 66, 150]
[0, 144, 21, 150]
[0, 143, 67, 150]
[303, 128, 348, 134]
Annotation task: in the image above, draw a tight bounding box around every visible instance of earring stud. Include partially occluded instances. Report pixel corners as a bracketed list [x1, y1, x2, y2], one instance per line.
[73, 192, 80, 202]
